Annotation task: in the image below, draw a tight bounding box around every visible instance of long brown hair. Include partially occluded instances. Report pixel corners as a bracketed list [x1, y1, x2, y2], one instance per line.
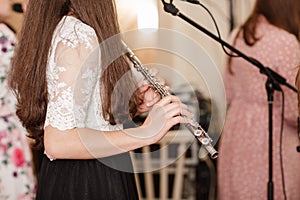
[9, 0, 140, 148]
[242, 0, 299, 45]
[228, 0, 300, 73]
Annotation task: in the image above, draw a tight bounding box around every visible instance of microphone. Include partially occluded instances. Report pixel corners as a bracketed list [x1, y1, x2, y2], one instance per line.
[12, 3, 23, 13]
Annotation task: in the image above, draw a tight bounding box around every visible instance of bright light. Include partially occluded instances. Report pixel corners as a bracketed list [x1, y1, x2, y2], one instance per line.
[137, 1, 159, 30]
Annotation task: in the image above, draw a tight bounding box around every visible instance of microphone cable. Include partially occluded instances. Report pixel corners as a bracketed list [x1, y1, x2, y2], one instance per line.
[279, 90, 287, 200]
[181, 0, 239, 58]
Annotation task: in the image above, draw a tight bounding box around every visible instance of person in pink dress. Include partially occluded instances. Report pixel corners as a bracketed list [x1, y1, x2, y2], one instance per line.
[218, 0, 300, 199]
[0, 0, 35, 199]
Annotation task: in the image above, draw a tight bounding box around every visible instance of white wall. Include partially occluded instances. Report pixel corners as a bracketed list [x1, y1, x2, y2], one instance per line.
[116, 0, 256, 93]
[158, 0, 230, 90]
[232, 0, 256, 27]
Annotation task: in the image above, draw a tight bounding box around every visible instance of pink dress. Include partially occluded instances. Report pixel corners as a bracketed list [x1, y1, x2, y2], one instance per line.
[218, 16, 300, 200]
[0, 24, 35, 199]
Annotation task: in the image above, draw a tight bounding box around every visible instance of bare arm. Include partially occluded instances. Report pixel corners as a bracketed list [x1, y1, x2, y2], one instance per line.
[44, 95, 192, 160]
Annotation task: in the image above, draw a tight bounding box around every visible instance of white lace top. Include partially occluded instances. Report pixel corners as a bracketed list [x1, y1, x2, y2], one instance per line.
[45, 16, 122, 131]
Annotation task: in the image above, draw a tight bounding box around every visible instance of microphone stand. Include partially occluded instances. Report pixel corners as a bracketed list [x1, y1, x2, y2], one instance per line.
[160, 1, 298, 200]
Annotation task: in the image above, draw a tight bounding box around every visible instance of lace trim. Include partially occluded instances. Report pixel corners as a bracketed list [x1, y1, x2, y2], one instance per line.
[57, 16, 96, 49]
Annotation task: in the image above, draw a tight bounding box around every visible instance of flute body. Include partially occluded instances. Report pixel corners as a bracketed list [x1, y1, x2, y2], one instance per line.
[124, 44, 218, 159]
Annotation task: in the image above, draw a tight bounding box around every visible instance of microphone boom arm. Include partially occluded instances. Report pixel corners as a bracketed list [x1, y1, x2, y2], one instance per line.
[160, 0, 297, 93]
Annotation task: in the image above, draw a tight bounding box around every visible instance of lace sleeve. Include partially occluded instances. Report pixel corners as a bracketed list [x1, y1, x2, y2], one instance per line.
[45, 34, 100, 130]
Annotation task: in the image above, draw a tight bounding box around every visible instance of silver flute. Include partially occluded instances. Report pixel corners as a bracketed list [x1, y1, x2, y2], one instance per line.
[123, 42, 218, 159]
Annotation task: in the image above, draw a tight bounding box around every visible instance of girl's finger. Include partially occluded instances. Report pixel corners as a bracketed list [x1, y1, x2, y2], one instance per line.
[156, 95, 181, 106]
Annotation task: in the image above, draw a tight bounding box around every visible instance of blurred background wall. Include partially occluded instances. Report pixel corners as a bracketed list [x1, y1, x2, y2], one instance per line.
[115, 0, 256, 95]
[116, 0, 255, 74]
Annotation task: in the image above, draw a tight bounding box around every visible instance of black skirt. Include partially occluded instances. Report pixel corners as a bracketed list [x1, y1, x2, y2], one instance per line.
[36, 153, 139, 200]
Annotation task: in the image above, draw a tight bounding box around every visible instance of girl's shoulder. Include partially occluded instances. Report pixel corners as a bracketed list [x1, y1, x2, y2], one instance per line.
[54, 16, 98, 49]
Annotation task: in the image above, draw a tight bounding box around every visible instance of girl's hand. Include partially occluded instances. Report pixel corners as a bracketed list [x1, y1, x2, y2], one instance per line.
[136, 68, 167, 115]
[141, 95, 194, 143]
[136, 81, 160, 114]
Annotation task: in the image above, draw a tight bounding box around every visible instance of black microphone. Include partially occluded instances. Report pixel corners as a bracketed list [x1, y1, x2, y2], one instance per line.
[12, 3, 23, 13]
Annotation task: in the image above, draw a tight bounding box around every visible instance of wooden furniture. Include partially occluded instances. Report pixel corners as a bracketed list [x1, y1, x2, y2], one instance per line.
[131, 129, 199, 200]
